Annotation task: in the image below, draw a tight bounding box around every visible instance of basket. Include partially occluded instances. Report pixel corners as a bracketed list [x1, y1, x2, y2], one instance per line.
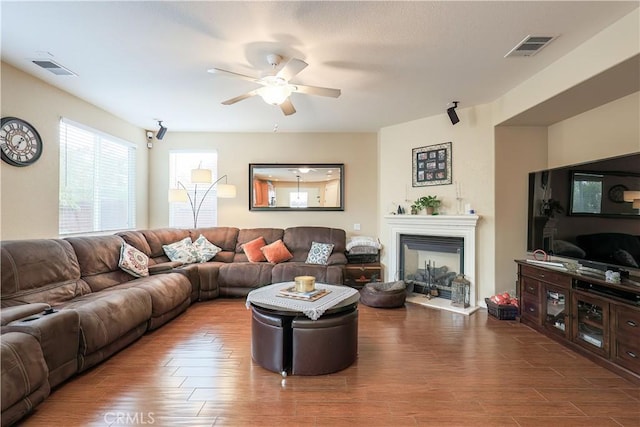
[346, 253, 379, 264]
[485, 298, 518, 320]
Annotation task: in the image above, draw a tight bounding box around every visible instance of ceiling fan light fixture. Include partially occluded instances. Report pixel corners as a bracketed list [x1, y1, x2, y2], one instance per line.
[258, 84, 292, 105]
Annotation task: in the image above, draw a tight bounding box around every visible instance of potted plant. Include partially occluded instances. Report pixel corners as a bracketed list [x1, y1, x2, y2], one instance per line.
[412, 196, 441, 215]
[423, 195, 441, 215]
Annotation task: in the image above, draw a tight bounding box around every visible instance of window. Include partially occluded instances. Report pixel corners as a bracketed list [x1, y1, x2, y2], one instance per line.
[169, 151, 219, 228]
[59, 118, 136, 235]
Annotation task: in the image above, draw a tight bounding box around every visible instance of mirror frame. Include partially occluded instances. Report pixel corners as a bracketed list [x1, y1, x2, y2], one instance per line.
[249, 163, 345, 211]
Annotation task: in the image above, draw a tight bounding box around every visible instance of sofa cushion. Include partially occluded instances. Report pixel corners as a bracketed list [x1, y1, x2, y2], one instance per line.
[190, 227, 239, 263]
[163, 237, 198, 264]
[243, 236, 267, 262]
[59, 287, 152, 356]
[305, 241, 335, 265]
[119, 243, 150, 278]
[192, 234, 221, 263]
[1, 239, 90, 306]
[138, 228, 192, 261]
[261, 239, 293, 264]
[283, 227, 347, 265]
[271, 263, 344, 285]
[66, 235, 137, 292]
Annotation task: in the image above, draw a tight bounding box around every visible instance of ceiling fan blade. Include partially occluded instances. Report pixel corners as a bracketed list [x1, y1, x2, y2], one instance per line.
[292, 84, 341, 98]
[221, 90, 259, 105]
[207, 68, 259, 83]
[277, 58, 308, 81]
[280, 98, 296, 116]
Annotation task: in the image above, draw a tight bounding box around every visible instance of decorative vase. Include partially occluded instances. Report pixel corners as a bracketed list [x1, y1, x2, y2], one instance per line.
[426, 207, 434, 215]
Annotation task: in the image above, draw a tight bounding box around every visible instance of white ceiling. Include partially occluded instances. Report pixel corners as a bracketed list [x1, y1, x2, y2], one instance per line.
[1, 1, 638, 133]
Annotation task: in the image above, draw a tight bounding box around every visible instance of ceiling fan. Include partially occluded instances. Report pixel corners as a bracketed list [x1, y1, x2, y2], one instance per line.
[207, 54, 341, 116]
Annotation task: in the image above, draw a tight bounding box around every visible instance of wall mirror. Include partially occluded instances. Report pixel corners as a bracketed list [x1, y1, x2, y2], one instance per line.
[249, 163, 344, 211]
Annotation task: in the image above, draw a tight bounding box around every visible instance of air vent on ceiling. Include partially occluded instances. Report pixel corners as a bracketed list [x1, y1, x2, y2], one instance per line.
[504, 35, 556, 58]
[32, 59, 77, 76]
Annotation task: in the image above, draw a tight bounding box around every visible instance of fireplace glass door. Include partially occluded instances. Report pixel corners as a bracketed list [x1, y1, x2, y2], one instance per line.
[400, 234, 464, 299]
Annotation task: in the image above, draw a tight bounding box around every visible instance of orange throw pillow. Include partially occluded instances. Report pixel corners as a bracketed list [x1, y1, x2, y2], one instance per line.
[261, 239, 293, 264]
[243, 236, 267, 262]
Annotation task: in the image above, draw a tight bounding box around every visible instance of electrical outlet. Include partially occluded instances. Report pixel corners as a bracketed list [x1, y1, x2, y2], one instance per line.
[354, 223, 361, 231]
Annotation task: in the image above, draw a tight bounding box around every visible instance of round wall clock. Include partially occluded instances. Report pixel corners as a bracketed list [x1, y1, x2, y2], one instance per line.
[1, 117, 43, 167]
[608, 184, 628, 203]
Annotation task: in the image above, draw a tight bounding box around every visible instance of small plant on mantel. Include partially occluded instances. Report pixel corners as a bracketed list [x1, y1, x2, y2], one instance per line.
[412, 196, 441, 215]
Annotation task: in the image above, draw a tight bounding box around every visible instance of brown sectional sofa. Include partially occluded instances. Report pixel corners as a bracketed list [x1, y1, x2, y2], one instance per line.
[0, 225, 347, 426]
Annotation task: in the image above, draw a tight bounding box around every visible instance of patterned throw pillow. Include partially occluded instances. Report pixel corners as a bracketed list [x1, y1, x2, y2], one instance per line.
[261, 239, 293, 264]
[243, 236, 267, 262]
[192, 234, 221, 263]
[119, 243, 149, 277]
[162, 237, 198, 264]
[305, 241, 335, 265]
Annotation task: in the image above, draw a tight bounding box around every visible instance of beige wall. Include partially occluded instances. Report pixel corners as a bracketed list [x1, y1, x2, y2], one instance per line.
[378, 104, 496, 302]
[547, 92, 640, 168]
[0, 63, 149, 240]
[147, 132, 378, 237]
[494, 126, 548, 294]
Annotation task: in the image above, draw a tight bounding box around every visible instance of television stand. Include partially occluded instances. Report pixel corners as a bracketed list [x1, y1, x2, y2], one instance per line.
[516, 260, 640, 383]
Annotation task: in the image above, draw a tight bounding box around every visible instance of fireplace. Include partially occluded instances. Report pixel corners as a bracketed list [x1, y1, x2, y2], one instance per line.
[384, 214, 480, 314]
[400, 234, 464, 299]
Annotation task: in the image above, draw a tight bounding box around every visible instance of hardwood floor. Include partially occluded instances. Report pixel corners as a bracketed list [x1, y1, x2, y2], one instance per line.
[19, 299, 639, 426]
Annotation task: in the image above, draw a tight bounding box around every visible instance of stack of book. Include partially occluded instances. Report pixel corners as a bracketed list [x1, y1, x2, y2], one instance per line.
[278, 286, 330, 302]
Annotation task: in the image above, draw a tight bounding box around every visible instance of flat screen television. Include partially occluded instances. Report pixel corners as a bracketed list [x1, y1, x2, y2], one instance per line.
[527, 152, 640, 276]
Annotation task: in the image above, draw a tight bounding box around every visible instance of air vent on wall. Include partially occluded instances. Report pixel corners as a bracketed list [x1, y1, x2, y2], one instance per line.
[504, 35, 556, 58]
[31, 59, 77, 76]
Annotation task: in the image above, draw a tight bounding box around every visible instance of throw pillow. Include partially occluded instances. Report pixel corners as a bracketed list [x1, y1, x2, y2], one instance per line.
[243, 236, 267, 262]
[162, 237, 198, 264]
[119, 243, 149, 278]
[305, 241, 335, 265]
[192, 234, 221, 263]
[261, 239, 293, 264]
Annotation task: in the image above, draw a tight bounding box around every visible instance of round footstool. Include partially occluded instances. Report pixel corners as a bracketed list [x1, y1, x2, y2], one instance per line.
[359, 281, 407, 308]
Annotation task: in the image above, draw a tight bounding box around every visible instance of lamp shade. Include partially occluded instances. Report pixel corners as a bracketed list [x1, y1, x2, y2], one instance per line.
[217, 183, 237, 198]
[191, 168, 212, 184]
[168, 188, 188, 203]
[623, 190, 640, 202]
[633, 199, 640, 209]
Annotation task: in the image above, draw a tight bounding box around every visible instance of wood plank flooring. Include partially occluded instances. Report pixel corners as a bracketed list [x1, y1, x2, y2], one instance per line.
[18, 299, 639, 426]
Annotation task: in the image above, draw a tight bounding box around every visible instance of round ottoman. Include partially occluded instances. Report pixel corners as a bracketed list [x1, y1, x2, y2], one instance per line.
[360, 281, 407, 308]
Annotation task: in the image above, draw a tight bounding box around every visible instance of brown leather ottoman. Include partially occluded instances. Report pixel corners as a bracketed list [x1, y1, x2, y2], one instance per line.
[251, 305, 289, 375]
[291, 309, 358, 375]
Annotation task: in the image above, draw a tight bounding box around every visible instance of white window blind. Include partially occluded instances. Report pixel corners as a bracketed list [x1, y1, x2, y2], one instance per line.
[59, 118, 136, 235]
[169, 151, 218, 228]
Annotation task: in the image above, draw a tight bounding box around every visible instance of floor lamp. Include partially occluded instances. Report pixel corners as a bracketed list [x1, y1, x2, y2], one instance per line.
[168, 167, 236, 228]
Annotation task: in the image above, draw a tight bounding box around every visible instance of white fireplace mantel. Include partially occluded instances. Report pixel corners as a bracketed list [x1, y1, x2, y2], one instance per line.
[384, 214, 480, 308]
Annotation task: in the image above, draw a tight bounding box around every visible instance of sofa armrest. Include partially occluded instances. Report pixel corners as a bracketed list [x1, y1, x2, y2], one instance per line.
[327, 252, 348, 265]
[5, 309, 80, 388]
[149, 261, 184, 275]
[1, 303, 51, 326]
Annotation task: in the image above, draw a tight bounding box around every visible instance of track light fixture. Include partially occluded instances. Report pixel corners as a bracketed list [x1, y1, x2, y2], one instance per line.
[447, 101, 460, 125]
[156, 120, 167, 140]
